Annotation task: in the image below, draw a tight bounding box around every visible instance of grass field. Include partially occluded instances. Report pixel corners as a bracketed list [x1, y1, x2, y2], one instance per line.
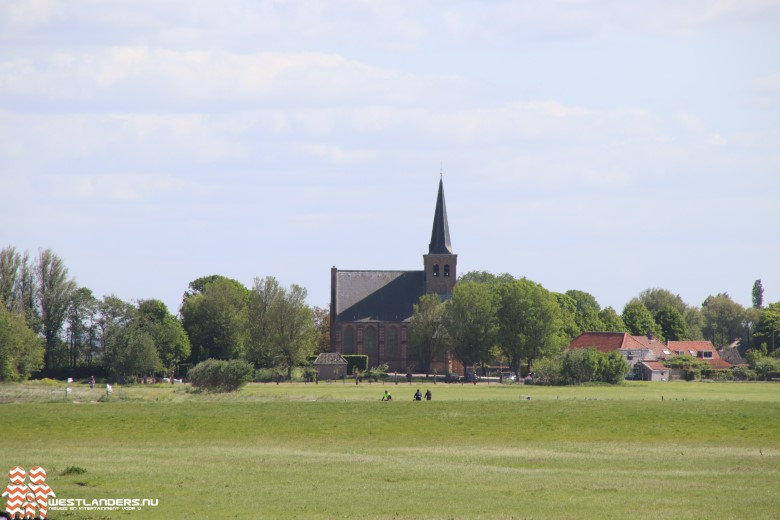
[1, 380, 779, 519]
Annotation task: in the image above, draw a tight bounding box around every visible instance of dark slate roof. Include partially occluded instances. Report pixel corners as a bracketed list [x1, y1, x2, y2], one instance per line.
[335, 270, 426, 322]
[429, 178, 453, 254]
[314, 352, 348, 365]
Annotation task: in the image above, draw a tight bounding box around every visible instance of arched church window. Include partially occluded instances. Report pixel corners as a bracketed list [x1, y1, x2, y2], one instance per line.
[343, 327, 355, 355]
[385, 327, 399, 358]
[433, 264, 439, 277]
[364, 326, 378, 358]
[444, 264, 450, 277]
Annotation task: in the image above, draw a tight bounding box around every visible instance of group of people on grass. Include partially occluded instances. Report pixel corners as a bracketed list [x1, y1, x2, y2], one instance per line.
[381, 389, 432, 402]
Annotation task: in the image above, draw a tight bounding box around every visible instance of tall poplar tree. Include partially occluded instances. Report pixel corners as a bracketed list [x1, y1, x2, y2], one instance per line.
[37, 249, 77, 370]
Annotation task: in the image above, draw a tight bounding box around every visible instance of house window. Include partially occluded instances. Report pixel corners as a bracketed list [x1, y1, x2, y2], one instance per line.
[444, 264, 450, 277]
[702, 351, 713, 359]
[433, 264, 439, 277]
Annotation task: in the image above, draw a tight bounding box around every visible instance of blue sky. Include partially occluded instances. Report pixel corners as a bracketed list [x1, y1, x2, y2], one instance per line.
[2, 1, 779, 315]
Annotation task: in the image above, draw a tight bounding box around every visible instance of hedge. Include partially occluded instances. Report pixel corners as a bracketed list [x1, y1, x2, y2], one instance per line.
[342, 355, 368, 375]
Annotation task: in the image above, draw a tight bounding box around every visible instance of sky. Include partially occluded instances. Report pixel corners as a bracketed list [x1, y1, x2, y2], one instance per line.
[2, 0, 779, 316]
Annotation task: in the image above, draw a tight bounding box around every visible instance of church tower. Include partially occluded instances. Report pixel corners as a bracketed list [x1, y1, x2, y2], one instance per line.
[424, 178, 457, 296]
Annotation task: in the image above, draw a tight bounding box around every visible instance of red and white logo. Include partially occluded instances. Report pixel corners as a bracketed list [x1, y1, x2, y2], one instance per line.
[2, 466, 56, 519]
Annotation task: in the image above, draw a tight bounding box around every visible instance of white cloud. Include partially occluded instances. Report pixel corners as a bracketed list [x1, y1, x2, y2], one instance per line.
[299, 143, 376, 164]
[0, 0, 60, 32]
[0, 48, 425, 107]
[55, 173, 189, 201]
[752, 70, 780, 108]
[0, 111, 248, 162]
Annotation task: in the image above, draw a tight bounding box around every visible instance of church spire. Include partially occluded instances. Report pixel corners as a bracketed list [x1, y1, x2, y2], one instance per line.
[428, 177, 453, 254]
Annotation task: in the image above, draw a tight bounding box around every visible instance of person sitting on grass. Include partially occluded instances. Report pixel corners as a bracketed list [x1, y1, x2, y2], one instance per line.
[381, 390, 393, 401]
[425, 389, 432, 400]
[413, 389, 422, 401]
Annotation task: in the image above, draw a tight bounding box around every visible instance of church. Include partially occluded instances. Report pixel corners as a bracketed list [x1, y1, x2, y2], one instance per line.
[329, 178, 461, 374]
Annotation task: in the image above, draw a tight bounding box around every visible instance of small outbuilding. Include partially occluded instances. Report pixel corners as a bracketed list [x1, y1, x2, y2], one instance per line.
[636, 361, 670, 382]
[313, 352, 349, 380]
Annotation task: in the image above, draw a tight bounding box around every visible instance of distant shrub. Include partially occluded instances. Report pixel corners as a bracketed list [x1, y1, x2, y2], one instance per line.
[531, 356, 565, 385]
[61, 466, 87, 476]
[253, 368, 275, 383]
[705, 369, 733, 381]
[732, 366, 756, 381]
[189, 359, 253, 392]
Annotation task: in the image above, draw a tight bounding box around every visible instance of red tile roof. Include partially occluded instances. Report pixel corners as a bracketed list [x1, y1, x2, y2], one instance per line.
[631, 335, 671, 359]
[706, 358, 733, 369]
[640, 361, 668, 371]
[666, 341, 731, 368]
[568, 332, 644, 353]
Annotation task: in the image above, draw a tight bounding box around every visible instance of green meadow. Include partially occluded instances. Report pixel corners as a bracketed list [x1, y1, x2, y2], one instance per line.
[1, 381, 779, 519]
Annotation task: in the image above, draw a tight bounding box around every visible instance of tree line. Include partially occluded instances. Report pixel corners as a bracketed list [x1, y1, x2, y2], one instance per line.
[0, 247, 327, 382]
[1, 246, 778, 383]
[408, 271, 779, 379]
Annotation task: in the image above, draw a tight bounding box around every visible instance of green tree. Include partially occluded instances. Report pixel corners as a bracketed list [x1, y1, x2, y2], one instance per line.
[636, 288, 687, 316]
[634, 288, 704, 339]
[103, 317, 163, 382]
[752, 279, 764, 309]
[247, 277, 317, 379]
[458, 271, 515, 286]
[622, 301, 662, 339]
[311, 305, 330, 354]
[65, 287, 97, 369]
[137, 299, 190, 380]
[654, 305, 688, 341]
[268, 283, 317, 380]
[598, 307, 627, 332]
[752, 302, 780, 354]
[181, 276, 250, 362]
[701, 293, 746, 348]
[683, 307, 705, 340]
[565, 289, 604, 333]
[599, 350, 629, 384]
[97, 295, 135, 370]
[0, 246, 21, 311]
[0, 304, 44, 381]
[442, 281, 497, 371]
[15, 250, 39, 331]
[554, 293, 580, 340]
[497, 279, 565, 375]
[246, 276, 284, 367]
[562, 348, 600, 384]
[37, 249, 77, 370]
[408, 293, 446, 376]
[750, 355, 780, 381]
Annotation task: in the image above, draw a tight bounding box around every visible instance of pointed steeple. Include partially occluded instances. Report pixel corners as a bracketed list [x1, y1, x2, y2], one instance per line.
[428, 178, 453, 254]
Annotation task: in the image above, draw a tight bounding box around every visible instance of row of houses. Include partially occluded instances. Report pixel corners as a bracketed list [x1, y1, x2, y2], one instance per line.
[567, 332, 735, 381]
